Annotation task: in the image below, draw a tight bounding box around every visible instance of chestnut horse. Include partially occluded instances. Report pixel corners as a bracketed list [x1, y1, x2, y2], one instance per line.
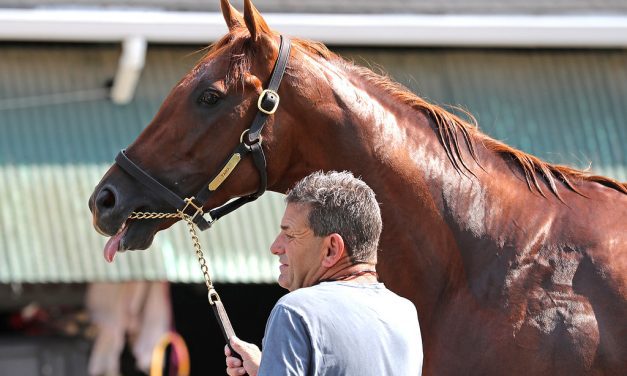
[89, 1, 627, 374]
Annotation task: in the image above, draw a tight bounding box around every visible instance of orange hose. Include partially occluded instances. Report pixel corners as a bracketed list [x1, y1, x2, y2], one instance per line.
[150, 331, 190, 376]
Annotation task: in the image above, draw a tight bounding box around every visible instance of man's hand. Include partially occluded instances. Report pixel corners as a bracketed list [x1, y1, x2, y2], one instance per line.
[225, 336, 262, 376]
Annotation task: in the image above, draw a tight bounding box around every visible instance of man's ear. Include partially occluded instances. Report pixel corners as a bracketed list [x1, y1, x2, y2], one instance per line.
[321, 233, 345, 268]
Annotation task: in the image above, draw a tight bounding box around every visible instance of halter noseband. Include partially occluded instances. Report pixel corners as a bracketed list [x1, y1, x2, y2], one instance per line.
[114, 35, 291, 230]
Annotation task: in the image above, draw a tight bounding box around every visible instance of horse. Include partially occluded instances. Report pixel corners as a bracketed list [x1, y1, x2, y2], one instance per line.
[89, 1, 627, 374]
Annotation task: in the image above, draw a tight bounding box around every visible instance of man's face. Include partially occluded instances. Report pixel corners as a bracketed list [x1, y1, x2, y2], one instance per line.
[270, 203, 326, 291]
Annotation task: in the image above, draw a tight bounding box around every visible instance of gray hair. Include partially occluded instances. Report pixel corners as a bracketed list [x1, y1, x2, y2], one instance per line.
[285, 171, 382, 264]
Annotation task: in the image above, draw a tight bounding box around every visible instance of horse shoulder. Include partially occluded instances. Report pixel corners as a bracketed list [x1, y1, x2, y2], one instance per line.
[564, 182, 627, 303]
[570, 227, 627, 373]
[509, 182, 627, 372]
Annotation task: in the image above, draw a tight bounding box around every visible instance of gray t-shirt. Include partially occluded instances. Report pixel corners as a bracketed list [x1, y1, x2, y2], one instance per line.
[258, 281, 423, 375]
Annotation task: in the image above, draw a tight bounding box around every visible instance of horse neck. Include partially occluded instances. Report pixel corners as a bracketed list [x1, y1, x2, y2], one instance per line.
[284, 59, 474, 322]
[289, 58, 552, 327]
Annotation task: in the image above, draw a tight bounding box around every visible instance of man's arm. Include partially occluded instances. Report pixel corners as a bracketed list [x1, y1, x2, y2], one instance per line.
[257, 305, 312, 375]
[224, 304, 312, 376]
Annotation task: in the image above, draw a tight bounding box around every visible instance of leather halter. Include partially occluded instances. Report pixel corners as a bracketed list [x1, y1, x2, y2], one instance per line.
[115, 35, 291, 230]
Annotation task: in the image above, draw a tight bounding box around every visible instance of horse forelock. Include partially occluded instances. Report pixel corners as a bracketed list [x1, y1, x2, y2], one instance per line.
[182, 30, 255, 91]
[290, 38, 627, 198]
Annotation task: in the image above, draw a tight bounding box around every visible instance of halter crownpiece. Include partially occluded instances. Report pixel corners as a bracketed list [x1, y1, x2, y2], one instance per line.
[114, 35, 291, 230]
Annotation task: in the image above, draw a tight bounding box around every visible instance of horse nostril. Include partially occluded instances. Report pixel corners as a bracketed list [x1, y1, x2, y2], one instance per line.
[96, 187, 117, 210]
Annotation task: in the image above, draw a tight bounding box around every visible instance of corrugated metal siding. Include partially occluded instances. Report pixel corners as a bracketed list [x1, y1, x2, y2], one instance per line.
[0, 44, 625, 283]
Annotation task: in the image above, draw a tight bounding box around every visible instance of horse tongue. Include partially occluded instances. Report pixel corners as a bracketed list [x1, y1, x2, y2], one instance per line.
[103, 227, 126, 263]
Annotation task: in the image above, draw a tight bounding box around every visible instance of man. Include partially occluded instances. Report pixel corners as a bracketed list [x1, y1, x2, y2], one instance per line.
[225, 171, 423, 375]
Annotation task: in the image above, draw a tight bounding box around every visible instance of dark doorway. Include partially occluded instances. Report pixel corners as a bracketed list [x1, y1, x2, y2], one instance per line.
[170, 283, 286, 375]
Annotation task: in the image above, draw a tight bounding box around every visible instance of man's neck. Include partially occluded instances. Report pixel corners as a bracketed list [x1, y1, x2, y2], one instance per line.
[315, 263, 378, 285]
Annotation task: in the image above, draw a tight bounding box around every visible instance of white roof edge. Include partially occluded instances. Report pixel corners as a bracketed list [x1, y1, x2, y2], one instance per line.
[1, 9, 627, 47]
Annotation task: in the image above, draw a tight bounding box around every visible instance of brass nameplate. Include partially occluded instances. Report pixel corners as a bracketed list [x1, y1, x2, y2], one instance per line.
[208, 153, 241, 191]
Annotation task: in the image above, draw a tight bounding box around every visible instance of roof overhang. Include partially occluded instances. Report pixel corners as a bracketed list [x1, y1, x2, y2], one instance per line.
[1, 9, 626, 48]
[2, 9, 625, 104]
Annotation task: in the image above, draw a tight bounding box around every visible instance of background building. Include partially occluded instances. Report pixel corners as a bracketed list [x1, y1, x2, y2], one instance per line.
[0, 1, 625, 375]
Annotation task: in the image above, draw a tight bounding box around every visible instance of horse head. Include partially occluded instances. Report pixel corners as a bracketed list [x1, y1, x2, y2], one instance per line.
[89, 0, 323, 258]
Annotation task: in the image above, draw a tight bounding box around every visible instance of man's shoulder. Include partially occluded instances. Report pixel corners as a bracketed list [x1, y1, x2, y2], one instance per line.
[277, 284, 330, 306]
[276, 282, 411, 311]
[273, 283, 347, 314]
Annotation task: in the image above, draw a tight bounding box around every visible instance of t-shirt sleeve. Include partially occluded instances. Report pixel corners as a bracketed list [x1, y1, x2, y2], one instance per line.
[258, 304, 311, 376]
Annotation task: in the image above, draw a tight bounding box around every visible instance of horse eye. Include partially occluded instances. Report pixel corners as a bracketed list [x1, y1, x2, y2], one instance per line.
[198, 90, 221, 106]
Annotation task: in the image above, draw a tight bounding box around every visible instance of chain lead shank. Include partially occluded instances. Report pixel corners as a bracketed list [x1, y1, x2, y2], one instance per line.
[128, 207, 241, 360]
[129, 209, 214, 291]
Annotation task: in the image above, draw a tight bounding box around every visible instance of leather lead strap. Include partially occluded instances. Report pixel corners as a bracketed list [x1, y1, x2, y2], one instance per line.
[211, 298, 239, 358]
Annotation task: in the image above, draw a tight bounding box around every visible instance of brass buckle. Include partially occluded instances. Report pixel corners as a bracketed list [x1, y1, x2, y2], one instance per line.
[257, 89, 280, 115]
[240, 128, 262, 146]
[239, 129, 249, 143]
[179, 197, 204, 221]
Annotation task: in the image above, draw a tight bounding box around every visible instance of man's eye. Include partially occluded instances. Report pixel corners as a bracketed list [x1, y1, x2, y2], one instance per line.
[198, 90, 221, 106]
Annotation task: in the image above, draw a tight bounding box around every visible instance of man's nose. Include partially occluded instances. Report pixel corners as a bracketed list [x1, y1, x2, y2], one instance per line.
[270, 236, 283, 255]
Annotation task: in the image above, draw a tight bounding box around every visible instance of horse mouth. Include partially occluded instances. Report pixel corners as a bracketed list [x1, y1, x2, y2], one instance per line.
[104, 222, 128, 263]
[102, 218, 162, 263]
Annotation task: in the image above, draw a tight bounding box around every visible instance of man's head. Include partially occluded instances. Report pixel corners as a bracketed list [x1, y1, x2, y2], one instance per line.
[286, 171, 382, 263]
[271, 171, 382, 291]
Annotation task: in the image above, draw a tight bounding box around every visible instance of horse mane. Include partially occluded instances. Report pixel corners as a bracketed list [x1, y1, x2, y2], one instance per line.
[202, 33, 627, 197]
[290, 38, 627, 198]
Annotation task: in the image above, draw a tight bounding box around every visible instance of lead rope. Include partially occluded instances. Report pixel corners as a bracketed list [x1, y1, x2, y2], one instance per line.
[128, 210, 243, 362]
[129, 211, 213, 289]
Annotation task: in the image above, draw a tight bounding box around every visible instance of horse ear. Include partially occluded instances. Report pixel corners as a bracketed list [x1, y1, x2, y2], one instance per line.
[243, 0, 272, 41]
[220, 0, 245, 31]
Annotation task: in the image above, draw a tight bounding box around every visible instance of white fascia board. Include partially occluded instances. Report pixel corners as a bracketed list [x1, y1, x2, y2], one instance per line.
[0, 9, 626, 48]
